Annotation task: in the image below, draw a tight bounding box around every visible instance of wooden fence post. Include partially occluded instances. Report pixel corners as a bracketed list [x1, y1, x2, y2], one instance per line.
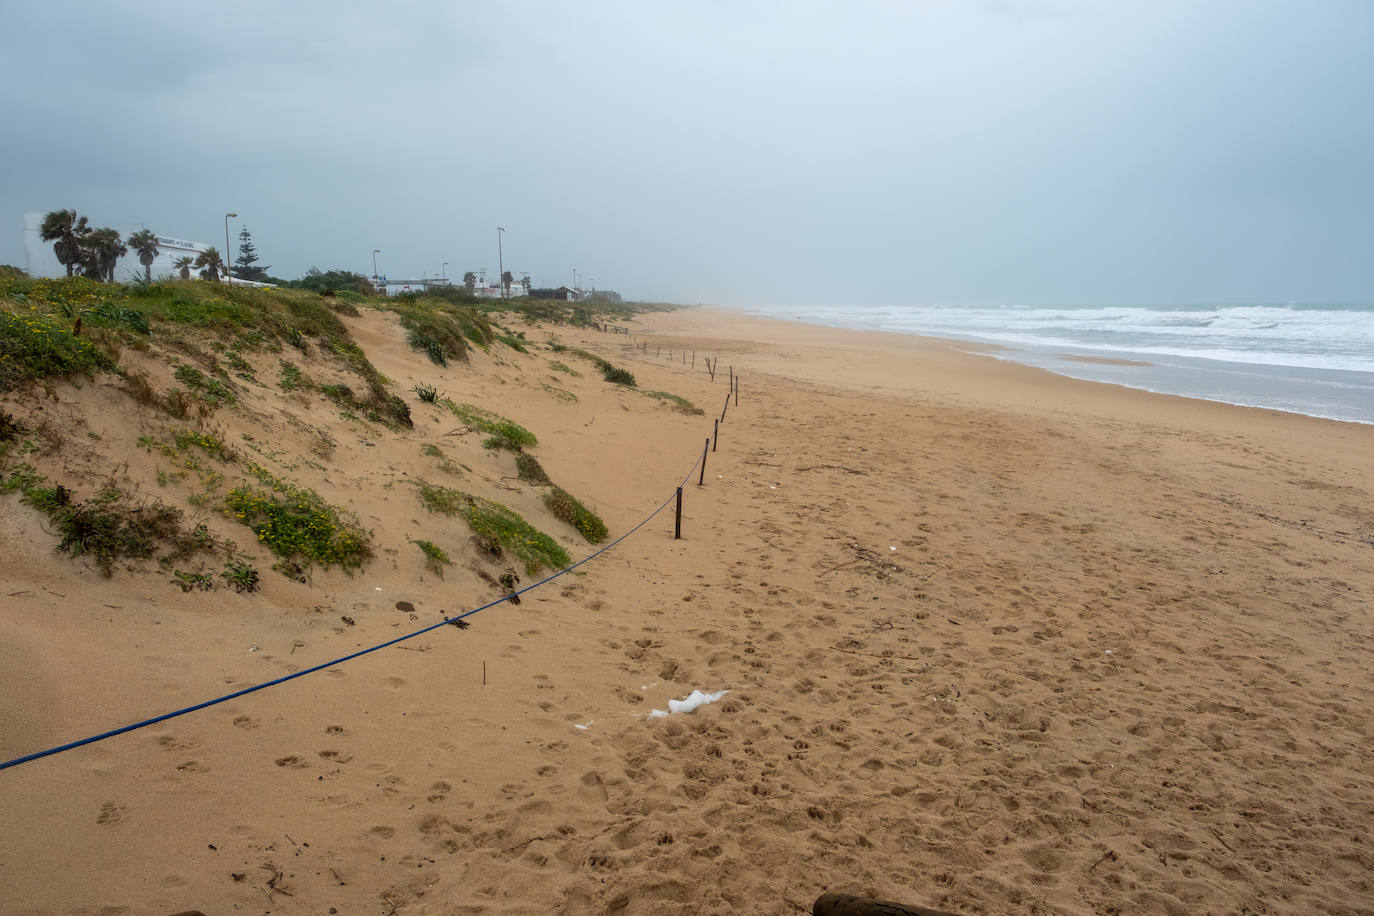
[713, 418, 719, 452]
[699, 439, 708, 485]
[734, 373, 739, 406]
[674, 487, 683, 539]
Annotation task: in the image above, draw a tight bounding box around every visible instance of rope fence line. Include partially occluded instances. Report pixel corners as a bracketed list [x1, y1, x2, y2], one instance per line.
[0, 367, 743, 774]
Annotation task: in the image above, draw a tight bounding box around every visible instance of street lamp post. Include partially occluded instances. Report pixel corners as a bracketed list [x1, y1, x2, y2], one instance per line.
[372, 249, 380, 280]
[442, 261, 448, 284]
[224, 212, 237, 282]
[497, 227, 505, 298]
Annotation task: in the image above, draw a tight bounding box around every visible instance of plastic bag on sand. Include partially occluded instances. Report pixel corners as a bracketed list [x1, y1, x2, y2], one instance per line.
[648, 689, 729, 719]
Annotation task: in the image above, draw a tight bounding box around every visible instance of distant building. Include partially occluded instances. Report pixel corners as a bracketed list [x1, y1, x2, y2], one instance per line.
[22, 211, 211, 281]
[378, 277, 453, 297]
[529, 286, 579, 301]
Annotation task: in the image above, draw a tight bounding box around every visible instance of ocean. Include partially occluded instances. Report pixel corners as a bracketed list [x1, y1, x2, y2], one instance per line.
[751, 303, 1374, 425]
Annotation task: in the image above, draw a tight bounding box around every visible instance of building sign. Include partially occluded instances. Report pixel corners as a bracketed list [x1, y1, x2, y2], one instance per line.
[155, 235, 205, 252]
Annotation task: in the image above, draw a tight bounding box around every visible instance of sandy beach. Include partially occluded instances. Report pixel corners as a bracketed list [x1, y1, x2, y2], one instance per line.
[2, 304, 1372, 915]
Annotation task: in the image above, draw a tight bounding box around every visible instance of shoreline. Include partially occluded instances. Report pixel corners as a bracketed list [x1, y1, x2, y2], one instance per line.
[2, 303, 1371, 914]
[699, 303, 1374, 426]
[660, 304, 1374, 427]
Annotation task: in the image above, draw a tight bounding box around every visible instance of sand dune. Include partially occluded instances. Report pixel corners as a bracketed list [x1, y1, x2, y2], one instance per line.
[2, 306, 1371, 915]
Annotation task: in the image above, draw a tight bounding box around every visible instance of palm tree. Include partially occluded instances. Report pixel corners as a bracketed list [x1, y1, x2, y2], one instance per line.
[39, 209, 90, 277]
[521, 275, 531, 292]
[173, 256, 193, 279]
[463, 271, 477, 292]
[193, 247, 225, 282]
[501, 270, 513, 297]
[127, 229, 160, 282]
[81, 227, 127, 282]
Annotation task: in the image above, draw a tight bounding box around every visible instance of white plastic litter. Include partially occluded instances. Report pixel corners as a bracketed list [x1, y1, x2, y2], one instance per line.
[648, 689, 729, 719]
[574, 721, 594, 731]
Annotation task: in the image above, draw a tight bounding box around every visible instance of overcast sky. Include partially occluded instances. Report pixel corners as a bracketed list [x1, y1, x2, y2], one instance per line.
[2, 1, 1370, 307]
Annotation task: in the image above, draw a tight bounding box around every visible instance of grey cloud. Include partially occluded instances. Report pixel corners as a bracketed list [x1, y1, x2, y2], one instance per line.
[2, 0, 1371, 305]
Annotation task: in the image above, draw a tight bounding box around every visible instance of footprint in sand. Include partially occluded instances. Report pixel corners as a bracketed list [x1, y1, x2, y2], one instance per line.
[275, 755, 309, 769]
[325, 725, 347, 735]
[318, 749, 353, 763]
[370, 825, 396, 839]
[232, 715, 258, 729]
[96, 802, 127, 825]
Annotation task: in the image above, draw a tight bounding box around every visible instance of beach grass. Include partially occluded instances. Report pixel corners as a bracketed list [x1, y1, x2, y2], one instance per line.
[416, 482, 569, 574]
[225, 464, 372, 573]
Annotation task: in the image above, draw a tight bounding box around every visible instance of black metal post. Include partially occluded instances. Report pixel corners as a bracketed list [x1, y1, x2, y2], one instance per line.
[674, 487, 683, 539]
[734, 373, 739, 406]
[699, 439, 708, 485]
[712, 419, 718, 451]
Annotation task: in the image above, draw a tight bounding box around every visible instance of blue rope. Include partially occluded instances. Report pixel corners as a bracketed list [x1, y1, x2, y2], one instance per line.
[1, 448, 710, 773]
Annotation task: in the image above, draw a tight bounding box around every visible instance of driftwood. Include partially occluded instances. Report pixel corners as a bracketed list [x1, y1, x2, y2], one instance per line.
[813, 892, 962, 916]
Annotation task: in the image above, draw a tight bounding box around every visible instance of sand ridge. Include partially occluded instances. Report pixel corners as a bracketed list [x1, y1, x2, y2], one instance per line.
[1, 306, 1372, 914]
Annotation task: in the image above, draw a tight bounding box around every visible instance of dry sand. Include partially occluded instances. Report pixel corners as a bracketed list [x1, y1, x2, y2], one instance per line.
[1, 305, 1372, 915]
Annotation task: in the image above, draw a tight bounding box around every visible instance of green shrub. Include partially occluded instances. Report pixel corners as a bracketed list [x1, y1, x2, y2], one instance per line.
[407, 328, 448, 366]
[0, 409, 25, 443]
[602, 364, 636, 386]
[277, 360, 312, 391]
[543, 487, 608, 544]
[173, 429, 237, 462]
[442, 400, 537, 449]
[4, 459, 221, 578]
[225, 466, 371, 571]
[173, 364, 236, 405]
[0, 304, 116, 391]
[416, 484, 569, 574]
[413, 538, 452, 577]
[643, 390, 702, 414]
[515, 452, 551, 485]
[221, 559, 260, 592]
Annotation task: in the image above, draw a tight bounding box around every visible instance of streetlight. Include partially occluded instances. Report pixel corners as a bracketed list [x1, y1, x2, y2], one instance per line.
[497, 227, 505, 298]
[372, 249, 380, 280]
[442, 261, 448, 283]
[224, 212, 237, 281]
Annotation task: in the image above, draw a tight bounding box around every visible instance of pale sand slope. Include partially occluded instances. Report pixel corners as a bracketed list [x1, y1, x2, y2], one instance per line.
[1, 305, 1372, 915]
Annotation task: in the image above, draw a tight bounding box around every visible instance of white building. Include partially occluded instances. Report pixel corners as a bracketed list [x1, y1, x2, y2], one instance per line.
[23, 211, 211, 281]
[378, 277, 456, 297]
